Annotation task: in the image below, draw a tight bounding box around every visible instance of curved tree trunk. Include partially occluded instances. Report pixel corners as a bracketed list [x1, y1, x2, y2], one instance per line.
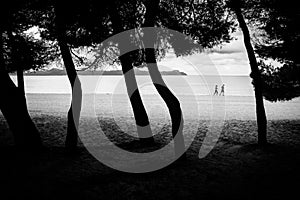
[0, 30, 42, 150]
[110, 3, 154, 144]
[54, 4, 82, 150]
[231, 0, 267, 145]
[118, 55, 154, 144]
[8, 31, 26, 96]
[17, 68, 25, 96]
[146, 55, 185, 157]
[143, 0, 185, 157]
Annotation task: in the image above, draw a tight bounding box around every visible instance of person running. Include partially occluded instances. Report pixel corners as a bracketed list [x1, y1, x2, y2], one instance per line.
[213, 85, 218, 95]
[220, 84, 225, 96]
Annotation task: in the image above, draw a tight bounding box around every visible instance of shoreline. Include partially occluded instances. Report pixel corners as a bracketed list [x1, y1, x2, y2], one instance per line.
[20, 93, 300, 120]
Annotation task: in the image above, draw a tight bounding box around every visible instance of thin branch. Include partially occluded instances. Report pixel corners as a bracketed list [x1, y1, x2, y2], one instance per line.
[70, 48, 84, 64]
[177, 0, 195, 24]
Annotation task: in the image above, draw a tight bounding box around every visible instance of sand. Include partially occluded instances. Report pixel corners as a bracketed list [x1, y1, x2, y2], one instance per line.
[1, 93, 300, 199]
[24, 94, 300, 120]
[0, 109, 300, 199]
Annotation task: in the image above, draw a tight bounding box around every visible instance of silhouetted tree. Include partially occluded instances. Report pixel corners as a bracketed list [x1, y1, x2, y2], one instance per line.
[27, 0, 118, 149]
[105, 0, 234, 154]
[228, 0, 267, 145]
[253, 0, 300, 101]
[6, 32, 55, 94]
[146, 0, 234, 156]
[108, 0, 155, 144]
[259, 62, 300, 102]
[52, 1, 83, 150]
[142, 0, 185, 157]
[160, 0, 234, 49]
[29, 0, 100, 149]
[104, 0, 235, 152]
[0, 1, 45, 149]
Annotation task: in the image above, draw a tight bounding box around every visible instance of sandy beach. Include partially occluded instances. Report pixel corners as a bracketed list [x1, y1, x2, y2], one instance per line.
[25, 93, 300, 120]
[1, 93, 300, 199]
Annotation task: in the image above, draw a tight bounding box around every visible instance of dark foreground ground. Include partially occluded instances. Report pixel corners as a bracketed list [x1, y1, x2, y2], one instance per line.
[0, 115, 300, 200]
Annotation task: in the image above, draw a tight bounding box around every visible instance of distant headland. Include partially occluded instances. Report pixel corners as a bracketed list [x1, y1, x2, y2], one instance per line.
[23, 68, 187, 76]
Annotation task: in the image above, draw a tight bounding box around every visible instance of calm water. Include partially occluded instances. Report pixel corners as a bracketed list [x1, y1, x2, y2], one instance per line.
[11, 75, 255, 96]
[6, 75, 300, 120]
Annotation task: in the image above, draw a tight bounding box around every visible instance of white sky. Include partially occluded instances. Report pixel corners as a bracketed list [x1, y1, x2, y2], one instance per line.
[157, 31, 251, 76]
[27, 25, 266, 76]
[42, 29, 256, 76]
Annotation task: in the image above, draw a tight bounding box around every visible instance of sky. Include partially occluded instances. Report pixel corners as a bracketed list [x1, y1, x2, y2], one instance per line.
[27, 25, 251, 76]
[27, 24, 264, 76]
[40, 28, 252, 76]
[157, 31, 251, 76]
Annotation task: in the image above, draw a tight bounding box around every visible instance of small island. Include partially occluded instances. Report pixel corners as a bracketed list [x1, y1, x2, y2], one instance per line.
[23, 68, 187, 76]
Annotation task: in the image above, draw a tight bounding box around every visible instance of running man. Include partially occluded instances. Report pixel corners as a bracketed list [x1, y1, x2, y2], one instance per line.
[213, 85, 218, 95]
[220, 84, 225, 96]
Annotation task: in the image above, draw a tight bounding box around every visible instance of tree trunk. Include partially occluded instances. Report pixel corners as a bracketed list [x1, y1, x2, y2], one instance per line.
[143, 0, 186, 157]
[232, 0, 267, 145]
[146, 53, 185, 157]
[7, 30, 25, 96]
[0, 73, 42, 149]
[54, 4, 82, 149]
[110, 3, 154, 144]
[0, 31, 42, 150]
[17, 68, 25, 96]
[119, 55, 155, 144]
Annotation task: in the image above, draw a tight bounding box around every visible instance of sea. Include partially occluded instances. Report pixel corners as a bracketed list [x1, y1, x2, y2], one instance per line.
[8, 75, 300, 120]
[11, 75, 254, 96]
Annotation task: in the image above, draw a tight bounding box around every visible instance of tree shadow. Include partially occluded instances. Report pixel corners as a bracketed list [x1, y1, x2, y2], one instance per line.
[98, 118, 173, 153]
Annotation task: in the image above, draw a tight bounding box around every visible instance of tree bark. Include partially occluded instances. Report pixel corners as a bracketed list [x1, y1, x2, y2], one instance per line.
[143, 0, 186, 157]
[7, 30, 25, 96]
[0, 30, 42, 150]
[118, 55, 155, 143]
[110, 3, 154, 144]
[231, 0, 267, 145]
[17, 68, 25, 96]
[54, 4, 82, 149]
[146, 54, 185, 157]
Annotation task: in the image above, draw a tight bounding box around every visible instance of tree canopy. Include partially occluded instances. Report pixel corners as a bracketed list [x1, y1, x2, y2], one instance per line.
[1, 0, 57, 73]
[253, 0, 300, 101]
[84, 0, 236, 69]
